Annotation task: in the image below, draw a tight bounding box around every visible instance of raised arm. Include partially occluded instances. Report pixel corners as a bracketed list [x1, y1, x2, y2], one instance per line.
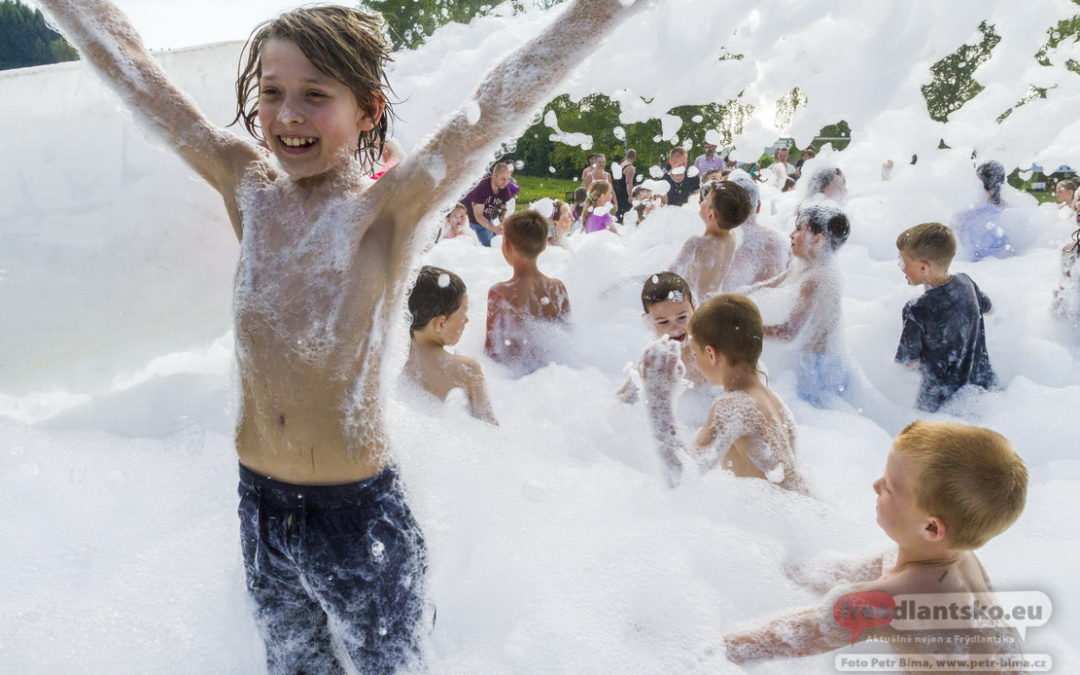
[640, 337, 687, 487]
[37, 0, 260, 238]
[371, 0, 647, 254]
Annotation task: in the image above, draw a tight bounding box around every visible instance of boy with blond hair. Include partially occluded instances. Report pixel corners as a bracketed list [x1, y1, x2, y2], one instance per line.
[641, 293, 810, 494]
[404, 266, 497, 424]
[669, 180, 753, 303]
[485, 210, 571, 375]
[724, 421, 1029, 671]
[896, 223, 997, 412]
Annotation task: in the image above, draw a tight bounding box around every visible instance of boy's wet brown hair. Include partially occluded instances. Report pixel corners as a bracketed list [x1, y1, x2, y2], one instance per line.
[408, 266, 466, 337]
[233, 6, 395, 174]
[690, 294, 763, 368]
[641, 271, 694, 313]
[895, 222, 956, 269]
[894, 421, 1027, 550]
[503, 210, 550, 259]
[702, 180, 752, 230]
[798, 204, 850, 251]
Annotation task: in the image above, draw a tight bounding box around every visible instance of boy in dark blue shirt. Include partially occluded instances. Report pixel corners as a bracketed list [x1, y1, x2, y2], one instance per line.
[895, 223, 997, 411]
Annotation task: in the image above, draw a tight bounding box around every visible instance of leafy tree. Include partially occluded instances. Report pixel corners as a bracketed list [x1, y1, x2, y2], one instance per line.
[361, 0, 566, 51]
[0, 0, 77, 71]
[921, 21, 1001, 122]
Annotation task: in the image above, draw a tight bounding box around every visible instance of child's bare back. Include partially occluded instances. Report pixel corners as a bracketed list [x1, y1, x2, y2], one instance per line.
[485, 273, 570, 366]
[693, 387, 808, 494]
[670, 233, 735, 303]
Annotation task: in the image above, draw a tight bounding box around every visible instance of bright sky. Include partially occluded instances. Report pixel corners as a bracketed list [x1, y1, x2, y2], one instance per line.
[29, 0, 300, 50]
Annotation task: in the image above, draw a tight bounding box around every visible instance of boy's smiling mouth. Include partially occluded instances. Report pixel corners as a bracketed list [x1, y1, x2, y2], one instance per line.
[278, 135, 318, 151]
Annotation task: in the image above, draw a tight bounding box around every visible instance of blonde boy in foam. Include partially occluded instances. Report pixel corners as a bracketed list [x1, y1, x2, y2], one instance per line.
[36, 0, 642, 670]
[724, 421, 1028, 672]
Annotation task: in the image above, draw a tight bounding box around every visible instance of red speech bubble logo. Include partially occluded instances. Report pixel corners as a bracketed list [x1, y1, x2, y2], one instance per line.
[833, 591, 896, 643]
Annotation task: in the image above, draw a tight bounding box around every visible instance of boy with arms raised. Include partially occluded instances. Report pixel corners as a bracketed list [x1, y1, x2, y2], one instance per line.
[485, 210, 571, 375]
[895, 223, 997, 412]
[641, 294, 810, 495]
[404, 266, 497, 424]
[724, 421, 1028, 672]
[669, 180, 753, 303]
[37, 0, 642, 671]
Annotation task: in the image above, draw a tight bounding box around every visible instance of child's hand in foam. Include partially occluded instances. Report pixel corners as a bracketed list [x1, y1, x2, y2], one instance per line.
[640, 335, 685, 400]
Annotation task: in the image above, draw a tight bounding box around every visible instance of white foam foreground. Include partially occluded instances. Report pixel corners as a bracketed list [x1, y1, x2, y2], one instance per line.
[2, 1, 1079, 672]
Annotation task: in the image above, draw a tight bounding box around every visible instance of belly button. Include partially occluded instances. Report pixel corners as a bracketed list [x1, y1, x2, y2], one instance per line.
[278, 414, 286, 427]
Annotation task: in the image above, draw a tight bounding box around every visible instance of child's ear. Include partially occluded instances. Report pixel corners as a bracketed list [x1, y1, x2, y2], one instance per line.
[432, 315, 448, 332]
[922, 516, 947, 544]
[356, 95, 385, 132]
[705, 345, 719, 366]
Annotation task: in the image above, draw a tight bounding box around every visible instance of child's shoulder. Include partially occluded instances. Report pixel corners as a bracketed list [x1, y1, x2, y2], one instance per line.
[449, 353, 484, 381]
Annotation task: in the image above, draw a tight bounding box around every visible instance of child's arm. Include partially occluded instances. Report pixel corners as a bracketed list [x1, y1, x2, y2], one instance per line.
[555, 280, 571, 322]
[640, 337, 687, 487]
[484, 286, 501, 359]
[785, 552, 887, 595]
[894, 304, 923, 366]
[38, 0, 260, 240]
[743, 266, 790, 294]
[459, 357, 498, 425]
[764, 278, 816, 341]
[369, 0, 646, 262]
[724, 606, 849, 664]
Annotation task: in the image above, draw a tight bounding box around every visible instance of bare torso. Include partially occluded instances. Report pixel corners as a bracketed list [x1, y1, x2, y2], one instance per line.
[672, 233, 736, 303]
[232, 164, 400, 484]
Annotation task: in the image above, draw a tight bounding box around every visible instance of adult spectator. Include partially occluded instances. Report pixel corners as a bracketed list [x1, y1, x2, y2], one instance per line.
[767, 145, 795, 188]
[580, 153, 597, 188]
[1056, 179, 1077, 208]
[614, 149, 637, 222]
[794, 146, 816, 179]
[693, 142, 725, 177]
[461, 161, 520, 247]
[662, 146, 700, 207]
[583, 153, 613, 191]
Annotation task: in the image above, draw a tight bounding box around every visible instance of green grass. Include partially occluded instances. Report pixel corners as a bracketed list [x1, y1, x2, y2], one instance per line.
[513, 174, 580, 209]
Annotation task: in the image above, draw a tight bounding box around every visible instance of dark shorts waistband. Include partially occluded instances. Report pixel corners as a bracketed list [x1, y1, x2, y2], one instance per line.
[238, 463, 400, 511]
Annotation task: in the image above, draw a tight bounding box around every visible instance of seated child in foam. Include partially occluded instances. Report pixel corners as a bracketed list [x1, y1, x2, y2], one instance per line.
[724, 421, 1028, 670]
[485, 210, 571, 375]
[895, 223, 997, 412]
[404, 266, 497, 424]
[439, 202, 476, 242]
[723, 169, 791, 292]
[548, 199, 574, 248]
[624, 185, 658, 226]
[746, 204, 851, 407]
[581, 179, 619, 234]
[669, 180, 753, 303]
[640, 294, 811, 494]
[616, 272, 706, 404]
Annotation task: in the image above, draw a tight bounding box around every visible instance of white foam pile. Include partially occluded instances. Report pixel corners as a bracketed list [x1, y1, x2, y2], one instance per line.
[2, 1, 1079, 672]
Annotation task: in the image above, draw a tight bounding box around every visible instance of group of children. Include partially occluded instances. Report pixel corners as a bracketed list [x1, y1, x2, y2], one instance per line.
[42, 0, 1033, 670]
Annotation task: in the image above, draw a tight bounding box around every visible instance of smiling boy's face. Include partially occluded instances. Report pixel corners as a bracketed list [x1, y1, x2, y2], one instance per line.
[646, 299, 694, 341]
[257, 39, 379, 179]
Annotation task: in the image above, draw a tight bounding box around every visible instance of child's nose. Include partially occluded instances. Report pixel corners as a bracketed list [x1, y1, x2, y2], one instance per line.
[278, 100, 304, 125]
[872, 477, 883, 495]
